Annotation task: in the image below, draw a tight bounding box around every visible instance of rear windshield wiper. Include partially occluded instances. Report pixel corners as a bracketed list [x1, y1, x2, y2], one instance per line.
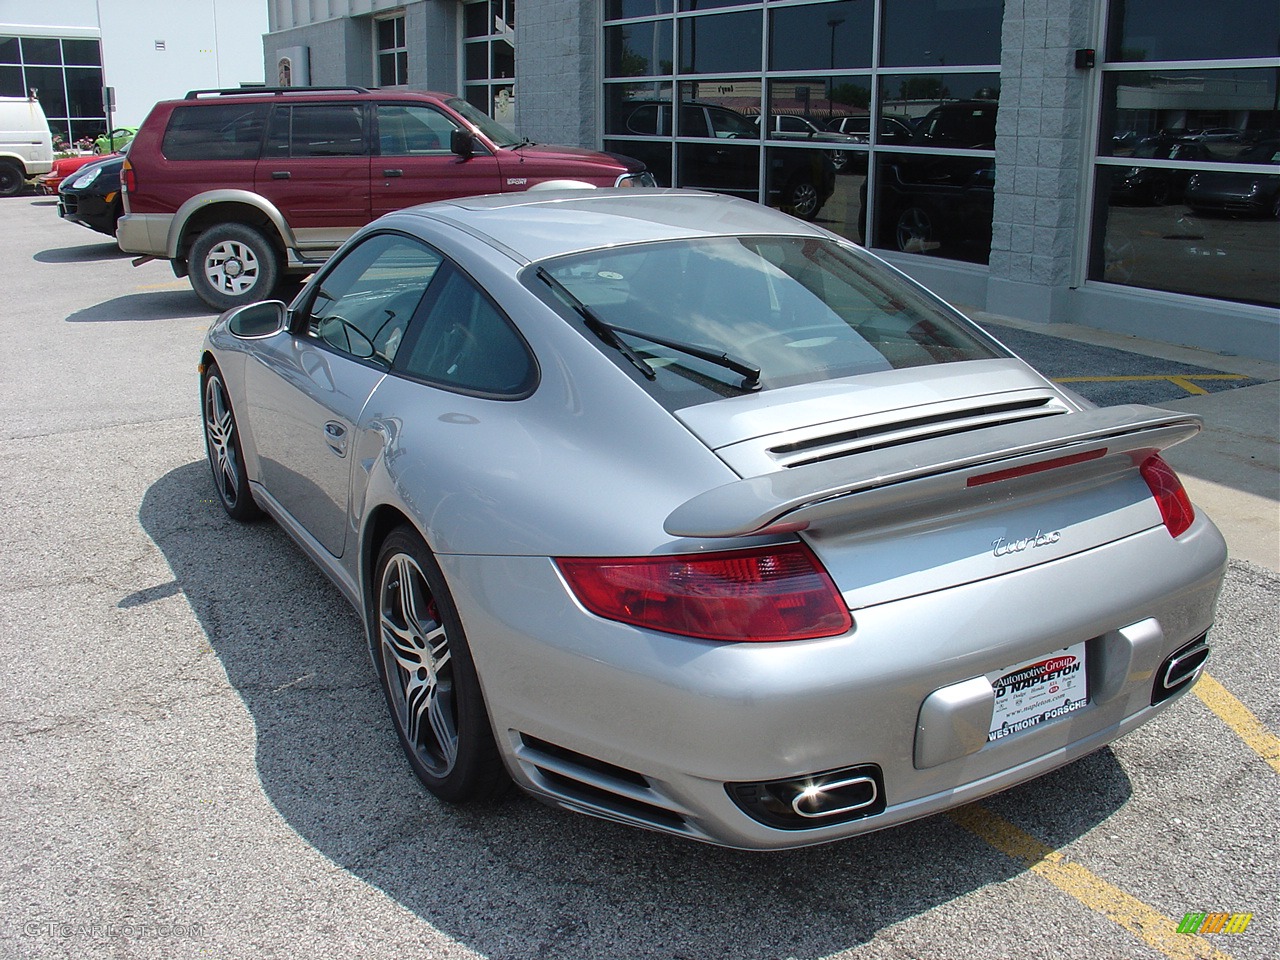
[536, 269, 761, 391]
[536, 268, 655, 381]
[604, 323, 761, 392]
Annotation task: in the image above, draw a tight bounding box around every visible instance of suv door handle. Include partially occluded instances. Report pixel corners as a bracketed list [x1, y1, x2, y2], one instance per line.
[271, 171, 291, 180]
[382, 169, 403, 177]
[323, 421, 348, 457]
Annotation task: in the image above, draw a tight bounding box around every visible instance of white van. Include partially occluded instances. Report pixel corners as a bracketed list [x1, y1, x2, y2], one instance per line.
[0, 95, 54, 197]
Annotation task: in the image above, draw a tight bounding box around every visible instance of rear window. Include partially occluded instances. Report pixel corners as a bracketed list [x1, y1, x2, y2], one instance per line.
[161, 103, 270, 160]
[534, 235, 1003, 408]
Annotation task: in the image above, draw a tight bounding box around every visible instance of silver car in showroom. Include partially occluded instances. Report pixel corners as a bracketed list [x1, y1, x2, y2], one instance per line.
[200, 188, 1226, 850]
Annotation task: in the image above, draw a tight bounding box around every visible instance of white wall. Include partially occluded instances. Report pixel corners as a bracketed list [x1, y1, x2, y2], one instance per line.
[0, 0, 267, 126]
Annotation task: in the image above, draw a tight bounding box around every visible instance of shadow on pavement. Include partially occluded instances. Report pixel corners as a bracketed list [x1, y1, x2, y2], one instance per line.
[67, 290, 212, 322]
[137, 459, 1135, 960]
[35, 241, 131, 264]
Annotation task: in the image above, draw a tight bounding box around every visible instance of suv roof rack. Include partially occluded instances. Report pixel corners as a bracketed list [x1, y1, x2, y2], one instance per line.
[184, 86, 373, 99]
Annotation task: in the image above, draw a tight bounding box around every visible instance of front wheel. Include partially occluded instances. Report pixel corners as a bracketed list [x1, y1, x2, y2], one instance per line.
[188, 223, 281, 311]
[372, 527, 508, 804]
[201, 362, 262, 521]
[895, 205, 941, 254]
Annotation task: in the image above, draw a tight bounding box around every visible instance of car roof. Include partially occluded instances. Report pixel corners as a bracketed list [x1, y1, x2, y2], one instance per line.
[394, 188, 830, 264]
[170, 86, 458, 106]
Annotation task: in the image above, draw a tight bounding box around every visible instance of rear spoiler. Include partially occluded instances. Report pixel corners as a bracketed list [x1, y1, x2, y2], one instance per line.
[665, 405, 1201, 538]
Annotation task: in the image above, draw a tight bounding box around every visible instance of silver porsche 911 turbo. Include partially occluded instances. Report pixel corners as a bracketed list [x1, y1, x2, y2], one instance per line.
[200, 188, 1226, 850]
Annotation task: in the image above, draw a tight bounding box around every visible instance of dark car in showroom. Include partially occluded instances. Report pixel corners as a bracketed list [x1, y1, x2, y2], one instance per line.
[1110, 137, 1212, 206]
[1184, 139, 1280, 218]
[615, 100, 836, 220]
[862, 156, 995, 259]
[58, 152, 127, 237]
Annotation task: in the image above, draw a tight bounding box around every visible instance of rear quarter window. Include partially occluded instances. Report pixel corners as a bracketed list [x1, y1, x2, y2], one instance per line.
[161, 103, 270, 160]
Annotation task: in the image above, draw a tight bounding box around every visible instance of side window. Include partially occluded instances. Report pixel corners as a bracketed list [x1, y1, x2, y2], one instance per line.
[680, 105, 711, 138]
[398, 266, 535, 397]
[376, 104, 458, 156]
[626, 104, 660, 135]
[161, 104, 270, 160]
[303, 233, 442, 366]
[265, 104, 366, 158]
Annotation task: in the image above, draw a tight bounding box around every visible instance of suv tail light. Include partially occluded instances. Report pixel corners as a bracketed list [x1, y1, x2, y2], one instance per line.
[556, 543, 852, 642]
[1140, 454, 1195, 538]
[121, 158, 135, 193]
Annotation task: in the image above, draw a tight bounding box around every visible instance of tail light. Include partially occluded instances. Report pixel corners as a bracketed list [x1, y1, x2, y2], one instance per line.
[556, 543, 852, 642]
[1140, 454, 1195, 538]
[121, 158, 135, 194]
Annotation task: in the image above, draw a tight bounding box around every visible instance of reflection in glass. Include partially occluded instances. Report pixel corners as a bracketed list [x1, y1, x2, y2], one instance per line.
[604, 21, 673, 77]
[20, 37, 61, 66]
[1105, 0, 1280, 63]
[878, 73, 1000, 142]
[1108, 139, 1214, 206]
[604, 0, 673, 18]
[770, 1, 873, 71]
[679, 12, 762, 74]
[871, 154, 995, 263]
[603, 82, 673, 136]
[1099, 69, 1279, 156]
[1091, 171, 1279, 308]
[606, 137, 673, 185]
[763, 78, 871, 175]
[880, 0, 1003, 68]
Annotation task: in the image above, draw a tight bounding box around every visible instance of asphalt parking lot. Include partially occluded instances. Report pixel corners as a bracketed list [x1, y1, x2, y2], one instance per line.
[1, 195, 1277, 960]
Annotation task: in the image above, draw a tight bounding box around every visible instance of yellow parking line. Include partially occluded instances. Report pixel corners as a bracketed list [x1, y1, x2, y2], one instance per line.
[1195, 672, 1280, 775]
[1053, 374, 1247, 397]
[950, 805, 1237, 960]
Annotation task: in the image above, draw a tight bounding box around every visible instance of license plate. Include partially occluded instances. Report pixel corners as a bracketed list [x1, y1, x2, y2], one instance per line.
[987, 642, 1088, 743]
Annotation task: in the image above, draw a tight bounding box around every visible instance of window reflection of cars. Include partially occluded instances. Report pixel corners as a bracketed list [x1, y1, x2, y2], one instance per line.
[910, 100, 998, 149]
[754, 114, 862, 172]
[1111, 138, 1211, 206]
[825, 115, 914, 145]
[1185, 139, 1280, 219]
[621, 100, 836, 219]
[862, 157, 994, 259]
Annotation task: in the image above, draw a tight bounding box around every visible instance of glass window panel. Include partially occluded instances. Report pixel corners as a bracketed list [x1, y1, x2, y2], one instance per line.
[679, 12, 762, 74]
[492, 42, 514, 79]
[605, 0, 673, 18]
[1099, 69, 1279, 157]
[604, 21, 673, 78]
[379, 51, 408, 86]
[464, 2, 490, 37]
[0, 37, 19, 63]
[880, 0, 1002, 68]
[1106, 0, 1280, 63]
[781, 144, 866, 239]
[871, 153, 995, 263]
[0, 65, 22, 97]
[495, 0, 516, 31]
[378, 104, 457, 155]
[604, 82, 673, 136]
[677, 80, 760, 133]
[65, 68, 104, 118]
[62, 39, 101, 66]
[764, 77, 870, 177]
[1090, 167, 1279, 307]
[377, 18, 398, 49]
[879, 73, 1000, 145]
[770, 1, 873, 72]
[465, 85, 490, 114]
[678, 138, 761, 197]
[679, 0, 753, 9]
[20, 37, 61, 65]
[465, 43, 489, 81]
[26, 66, 66, 116]
[607, 136, 673, 184]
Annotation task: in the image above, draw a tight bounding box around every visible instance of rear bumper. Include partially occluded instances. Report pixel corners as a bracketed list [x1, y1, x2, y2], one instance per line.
[116, 212, 172, 256]
[442, 514, 1226, 849]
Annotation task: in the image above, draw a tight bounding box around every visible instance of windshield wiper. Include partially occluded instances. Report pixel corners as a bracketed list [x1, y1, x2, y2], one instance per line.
[511, 137, 536, 150]
[536, 268, 655, 380]
[605, 323, 761, 391]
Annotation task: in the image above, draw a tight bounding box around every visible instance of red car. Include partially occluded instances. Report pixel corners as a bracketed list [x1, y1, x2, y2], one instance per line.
[117, 86, 655, 309]
[36, 152, 118, 195]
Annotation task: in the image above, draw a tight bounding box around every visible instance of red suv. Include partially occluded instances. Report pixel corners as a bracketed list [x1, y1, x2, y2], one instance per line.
[118, 87, 655, 309]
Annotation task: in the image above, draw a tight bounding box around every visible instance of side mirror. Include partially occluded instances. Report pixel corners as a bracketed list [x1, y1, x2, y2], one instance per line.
[225, 300, 287, 339]
[450, 128, 474, 159]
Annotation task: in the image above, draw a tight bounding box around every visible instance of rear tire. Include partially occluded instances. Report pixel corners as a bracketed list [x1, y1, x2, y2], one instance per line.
[372, 527, 508, 803]
[189, 223, 281, 311]
[0, 161, 26, 197]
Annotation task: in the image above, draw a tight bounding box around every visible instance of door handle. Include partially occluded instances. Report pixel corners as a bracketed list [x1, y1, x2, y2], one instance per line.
[382, 169, 403, 177]
[323, 421, 348, 457]
[271, 171, 291, 180]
